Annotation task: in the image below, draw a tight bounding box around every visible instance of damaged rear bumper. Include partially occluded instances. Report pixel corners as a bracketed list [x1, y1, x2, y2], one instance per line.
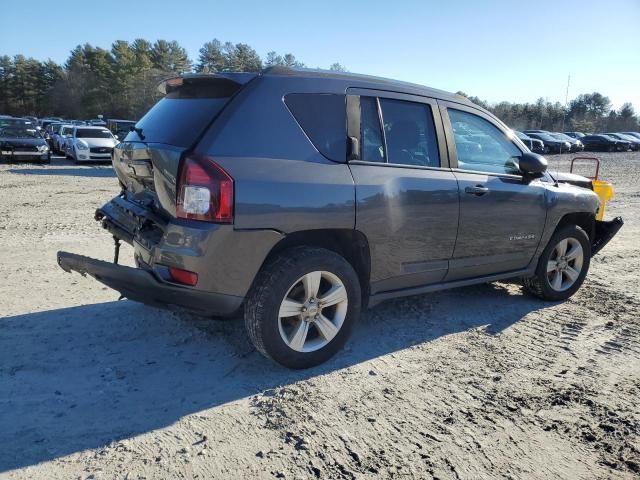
[592, 217, 624, 256]
[57, 251, 243, 317]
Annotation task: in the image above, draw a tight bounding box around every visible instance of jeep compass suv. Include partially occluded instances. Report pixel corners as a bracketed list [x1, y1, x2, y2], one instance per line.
[58, 67, 622, 368]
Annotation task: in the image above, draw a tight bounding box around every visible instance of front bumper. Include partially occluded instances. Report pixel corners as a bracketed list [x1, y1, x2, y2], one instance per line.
[74, 148, 112, 161]
[0, 150, 49, 161]
[592, 217, 624, 256]
[57, 251, 243, 316]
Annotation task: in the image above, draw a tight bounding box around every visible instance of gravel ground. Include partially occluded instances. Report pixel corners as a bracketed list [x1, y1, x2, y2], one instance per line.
[0, 153, 638, 479]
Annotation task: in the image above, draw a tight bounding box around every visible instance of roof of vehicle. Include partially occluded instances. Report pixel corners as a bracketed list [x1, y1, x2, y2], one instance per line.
[74, 125, 110, 129]
[160, 66, 476, 108]
[108, 119, 135, 122]
[264, 67, 472, 103]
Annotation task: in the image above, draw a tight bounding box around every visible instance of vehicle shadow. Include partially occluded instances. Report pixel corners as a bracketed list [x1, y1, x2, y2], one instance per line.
[8, 166, 116, 178]
[0, 282, 549, 472]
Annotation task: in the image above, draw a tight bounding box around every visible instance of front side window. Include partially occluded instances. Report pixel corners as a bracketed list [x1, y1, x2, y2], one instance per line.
[448, 109, 521, 175]
[379, 99, 440, 167]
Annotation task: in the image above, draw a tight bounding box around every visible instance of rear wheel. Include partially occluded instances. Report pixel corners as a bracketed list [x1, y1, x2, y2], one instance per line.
[523, 224, 591, 301]
[244, 247, 361, 369]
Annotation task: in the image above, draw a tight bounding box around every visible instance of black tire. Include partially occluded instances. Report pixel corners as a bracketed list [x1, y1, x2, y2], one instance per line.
[543, 145, 551, 154]
[523, 224, 591, 301]
[244, 247, 361, 369]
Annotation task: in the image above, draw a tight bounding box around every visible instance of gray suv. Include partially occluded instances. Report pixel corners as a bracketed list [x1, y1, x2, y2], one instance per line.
[58, 67, 623, 368]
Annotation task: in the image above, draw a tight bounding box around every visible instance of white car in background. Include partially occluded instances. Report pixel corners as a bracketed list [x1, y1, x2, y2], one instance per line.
[66, 126, 118, 162]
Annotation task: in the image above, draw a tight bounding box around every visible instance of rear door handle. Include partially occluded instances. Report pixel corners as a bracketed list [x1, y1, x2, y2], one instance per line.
[465, 185, 489, 196]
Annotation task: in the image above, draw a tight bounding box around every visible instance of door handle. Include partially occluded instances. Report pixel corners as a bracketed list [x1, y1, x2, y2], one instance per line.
[465, 185, 489, 196]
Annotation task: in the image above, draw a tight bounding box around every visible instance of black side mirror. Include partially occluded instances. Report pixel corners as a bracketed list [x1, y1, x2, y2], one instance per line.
[519, 152, 547, 176]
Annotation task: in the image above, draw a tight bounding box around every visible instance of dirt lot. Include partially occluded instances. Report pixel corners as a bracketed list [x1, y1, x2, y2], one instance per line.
[1, 153, 639, 479]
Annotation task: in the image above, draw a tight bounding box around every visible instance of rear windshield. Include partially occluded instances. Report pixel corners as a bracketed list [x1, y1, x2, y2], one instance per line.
[126, 78, 240, 147]
[285, 93, 346, 162]
[76, 128, 112, 138]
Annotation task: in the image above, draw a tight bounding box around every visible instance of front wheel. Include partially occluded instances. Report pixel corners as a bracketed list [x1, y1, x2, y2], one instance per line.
[523, 224, 591, 301]
[244, 247, 361, 369]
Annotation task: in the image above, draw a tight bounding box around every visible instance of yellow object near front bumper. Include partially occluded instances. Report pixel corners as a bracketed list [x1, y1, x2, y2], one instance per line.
[592, 180, 614, 221]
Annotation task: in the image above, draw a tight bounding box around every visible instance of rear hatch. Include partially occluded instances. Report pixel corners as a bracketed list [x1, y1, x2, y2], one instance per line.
[112, 73, 256, 217]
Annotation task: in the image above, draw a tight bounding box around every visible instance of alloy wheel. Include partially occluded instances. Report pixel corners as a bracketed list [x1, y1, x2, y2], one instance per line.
[546, 237, 584, 291]
[278, 271, 348, 352]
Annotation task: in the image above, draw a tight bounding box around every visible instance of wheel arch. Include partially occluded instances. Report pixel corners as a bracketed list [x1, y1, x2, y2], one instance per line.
[554, 212, 596, 242]
[257, 229, 371, 305]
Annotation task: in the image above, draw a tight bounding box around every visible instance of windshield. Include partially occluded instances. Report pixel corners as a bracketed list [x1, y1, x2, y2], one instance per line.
[553, 133, 572, 141]
[0, 118, 33, 128]
[0, 127, 42, 139]
[75, 128, 113, 139]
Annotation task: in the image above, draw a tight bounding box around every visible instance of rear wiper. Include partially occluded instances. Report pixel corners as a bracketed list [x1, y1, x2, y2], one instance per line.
[130, 126, 145, 140]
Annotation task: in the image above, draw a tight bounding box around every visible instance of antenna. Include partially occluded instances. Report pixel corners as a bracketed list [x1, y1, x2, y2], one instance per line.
[561, 75, 570, 131]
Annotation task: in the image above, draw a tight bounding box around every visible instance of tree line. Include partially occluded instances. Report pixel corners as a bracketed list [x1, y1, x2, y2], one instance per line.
[0, 38, 346, 120]
[457, 91, 639, 133]
[1, 38, 638, 133]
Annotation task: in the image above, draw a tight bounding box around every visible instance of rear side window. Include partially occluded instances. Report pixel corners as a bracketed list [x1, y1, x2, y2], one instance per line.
[285, 93, 346, 162]
[360, 96, 385, 162]
[380, 98, 440, 167]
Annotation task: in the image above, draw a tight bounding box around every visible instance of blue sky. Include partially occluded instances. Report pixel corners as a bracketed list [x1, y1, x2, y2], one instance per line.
[3, 0, 639, 110]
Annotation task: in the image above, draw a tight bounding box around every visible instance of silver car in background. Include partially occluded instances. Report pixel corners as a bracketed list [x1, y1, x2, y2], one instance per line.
[66, 126, 118, 162]
[53, 124, 74, 155]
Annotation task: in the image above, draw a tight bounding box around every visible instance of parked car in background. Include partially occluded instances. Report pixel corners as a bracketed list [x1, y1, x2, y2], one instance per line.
[0, 123, 50, 163]
[57, 69, 623, 368]
[564, 131, 585, 139]
[603, 133, 640, 151]
[525, 132, 571, 153]
[514, 130, 544, 153]
[66, 126, 118, 162]
[523, 129, 550, 135]
[86, 118, 107, 127]
[1, 117, 33, 126]
[54, 125, 75, 155]
[580, 134, 628, 152]
[550, 132, 584, 152]
[39, 118, 63, 131]
[106, 119, 135, 141]
[43, 122, 62, 149]
[620, 131, 640, 140]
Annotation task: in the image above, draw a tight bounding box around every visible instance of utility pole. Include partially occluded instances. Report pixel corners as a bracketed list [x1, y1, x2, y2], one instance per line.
[561, 75, 570, 131]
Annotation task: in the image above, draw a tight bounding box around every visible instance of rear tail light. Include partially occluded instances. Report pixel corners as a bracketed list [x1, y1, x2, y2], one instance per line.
[176, 154, 233, 223]
[168, 266, 198, 286]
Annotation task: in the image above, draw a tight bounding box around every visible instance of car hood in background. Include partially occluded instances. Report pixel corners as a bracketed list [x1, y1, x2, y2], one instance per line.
[0, 137, 47, 148]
